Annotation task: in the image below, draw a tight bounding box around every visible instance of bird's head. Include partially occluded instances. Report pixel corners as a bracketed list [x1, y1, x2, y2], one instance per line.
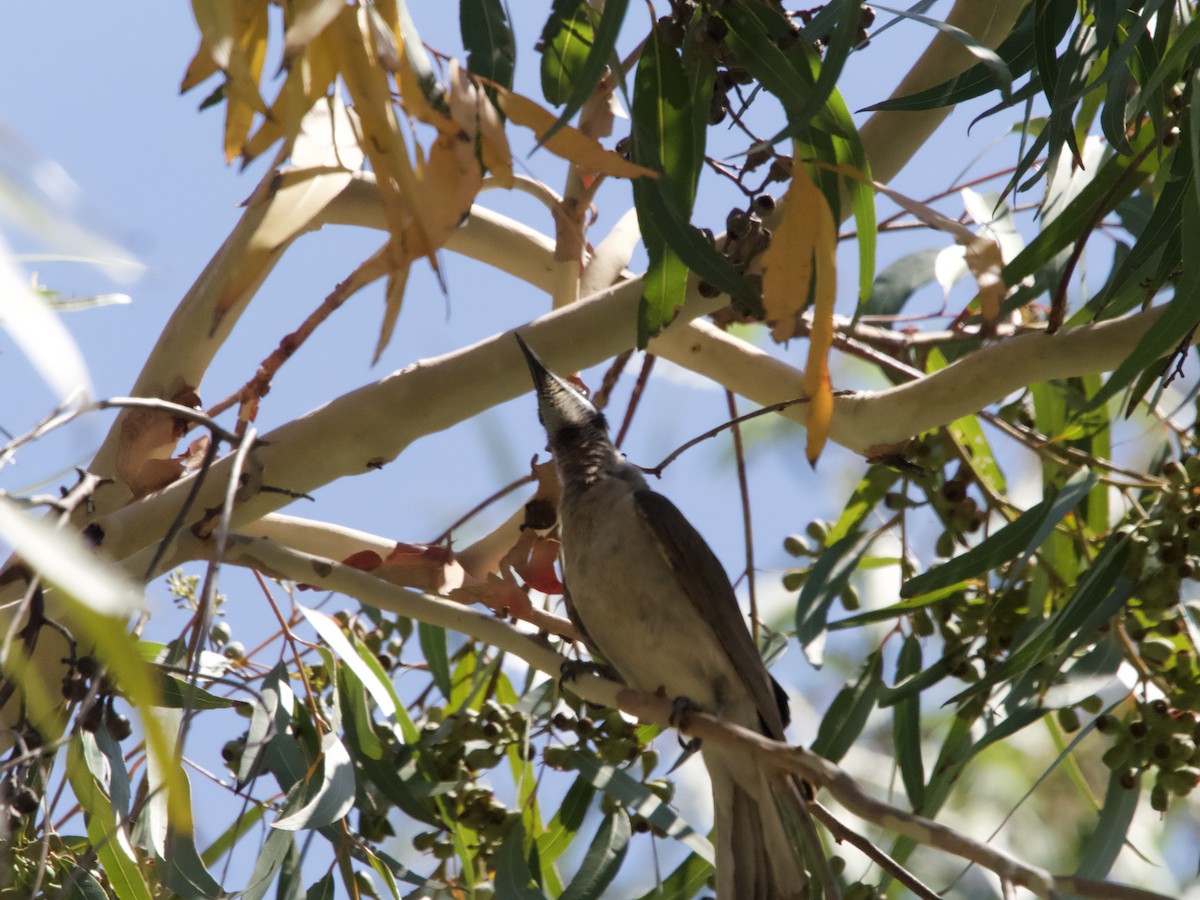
[514, 334, 610, 455]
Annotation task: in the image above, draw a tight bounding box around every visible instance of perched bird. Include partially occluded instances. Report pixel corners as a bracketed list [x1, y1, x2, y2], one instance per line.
[516, 334, 821, 899]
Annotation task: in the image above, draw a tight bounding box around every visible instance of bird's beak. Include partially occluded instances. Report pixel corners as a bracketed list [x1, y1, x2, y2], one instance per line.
[514, 333, 597, 432]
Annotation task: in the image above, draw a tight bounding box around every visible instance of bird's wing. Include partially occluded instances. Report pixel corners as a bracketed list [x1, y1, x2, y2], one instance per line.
[633, 489, 788, 739]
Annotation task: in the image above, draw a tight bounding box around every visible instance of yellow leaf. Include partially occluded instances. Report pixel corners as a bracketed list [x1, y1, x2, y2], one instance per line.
[282, 0, 345, 65]
[762, 163, 838, 463]
[495, 89, 657, 181]
[191, 0, 270, 162]
[180, 40, 218, 93]
[814, 159, 1007, 322]
[449, 62, 513, 188]
[332, 7, 429, 263]
[373, 264, 410, 365]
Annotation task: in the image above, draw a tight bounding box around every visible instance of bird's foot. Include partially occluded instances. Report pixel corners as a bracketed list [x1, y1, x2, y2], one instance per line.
[668, 695, 703, 752]
[559, 658, 620, 685]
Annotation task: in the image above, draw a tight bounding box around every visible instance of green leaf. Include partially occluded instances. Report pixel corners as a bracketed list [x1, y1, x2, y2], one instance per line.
[1004, 127, 1158, 287]
[863, 3, 1050, 112]
[1073, 769, 1140, 882]
[892, 636, 925, 809]
[155, 670, 237, 709]
[539, 0, 595, 106]
[338, 662, 384, 761]
[901, 472, 1096, 598]
[951, 533, 1132, 708]
[811, 651, 882, 763]
[160, 827, 224, 899]
[495, 820, 549, 899]
[272, 731, 356, 830]
[67, 732, 153, 900]
[829, 582, 967, 632]
[240, 661, 297, 788]
[301, 604, 398, 717]
[861, 249, 940, 317]
[873, 4, 1012, 103]
[795, 530, 876, 666]
[565, 749, 714, 864]
[419, 621, 453, 699]
[560, 809, 631, 900]
[633, 852, 712, 900]
[539, 0, 628, 146]
[538, 774, 595, 864]
[460, 0, 515, 89]
[241, 827, 293, 900]
[1087, 169, 1200, 414]
[631, 22, 737, 344]
[873, 656, 945, 718]
[201, 802, 266, 866]
[719, 3, 846, 140]
[827, 465, 900, 544]
[305, 873, 337, 900]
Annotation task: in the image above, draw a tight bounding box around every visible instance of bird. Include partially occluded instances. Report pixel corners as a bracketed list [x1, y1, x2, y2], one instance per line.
[515, 333, 823, 899]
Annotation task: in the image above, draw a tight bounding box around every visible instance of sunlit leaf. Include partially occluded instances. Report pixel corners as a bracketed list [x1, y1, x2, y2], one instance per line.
[272, 731, 356, 830]
[497, 88, 655, 180]
[539, 0, 596, 106]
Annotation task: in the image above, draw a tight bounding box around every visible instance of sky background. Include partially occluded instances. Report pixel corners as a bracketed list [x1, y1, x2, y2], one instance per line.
[1, 2, 1193, 896]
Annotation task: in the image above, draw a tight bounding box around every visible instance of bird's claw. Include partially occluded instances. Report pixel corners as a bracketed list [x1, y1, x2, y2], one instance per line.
[668, 695, 703, 752]
[559, 659, 619, 685]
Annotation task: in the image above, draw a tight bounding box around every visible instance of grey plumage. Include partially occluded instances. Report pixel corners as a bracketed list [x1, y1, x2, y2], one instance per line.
[516, 334, 817, 899]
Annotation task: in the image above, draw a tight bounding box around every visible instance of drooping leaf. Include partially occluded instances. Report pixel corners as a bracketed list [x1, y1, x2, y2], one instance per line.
[539, 0, 596, 106]
[539, 0, 629, 146]
[419, 621, 453, 699]
[811, 651, 883, 763]
[892, 636, 926, 809]
[565, 749, 714, 864]
[495, 819, 549, 899]
[559, 809, 631, 900]
[872, 3, 1012, 103]
[630, 21, 711, 344]
[1085, 166, 1200, 415]
[861, 249, 941, 318]
[1073, 769, 1140, 882]
[300, 603, 397, 716]
[496, 88, 656, 180]
[460, 0, 516, 89]
[796, 529, 876, 666]
[272, 731, 356, 830]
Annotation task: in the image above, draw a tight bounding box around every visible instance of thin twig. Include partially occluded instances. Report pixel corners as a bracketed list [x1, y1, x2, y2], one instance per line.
[643, 397, 809, 477]
[614, 353, 655, 449]
[177, 426, 257, 752]
[429, 473, 535, 546]
[811, 803, 941, 900]
[205, 248, 391, 424]
[725, 391, 758, 640]
[592, 349, 634, 412]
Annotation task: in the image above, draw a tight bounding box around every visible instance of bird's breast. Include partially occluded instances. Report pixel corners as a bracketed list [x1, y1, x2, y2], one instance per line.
[558, 482, 750, 719]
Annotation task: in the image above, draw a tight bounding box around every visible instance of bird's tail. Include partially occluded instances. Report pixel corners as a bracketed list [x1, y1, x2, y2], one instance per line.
[705, 745, 836, 900]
